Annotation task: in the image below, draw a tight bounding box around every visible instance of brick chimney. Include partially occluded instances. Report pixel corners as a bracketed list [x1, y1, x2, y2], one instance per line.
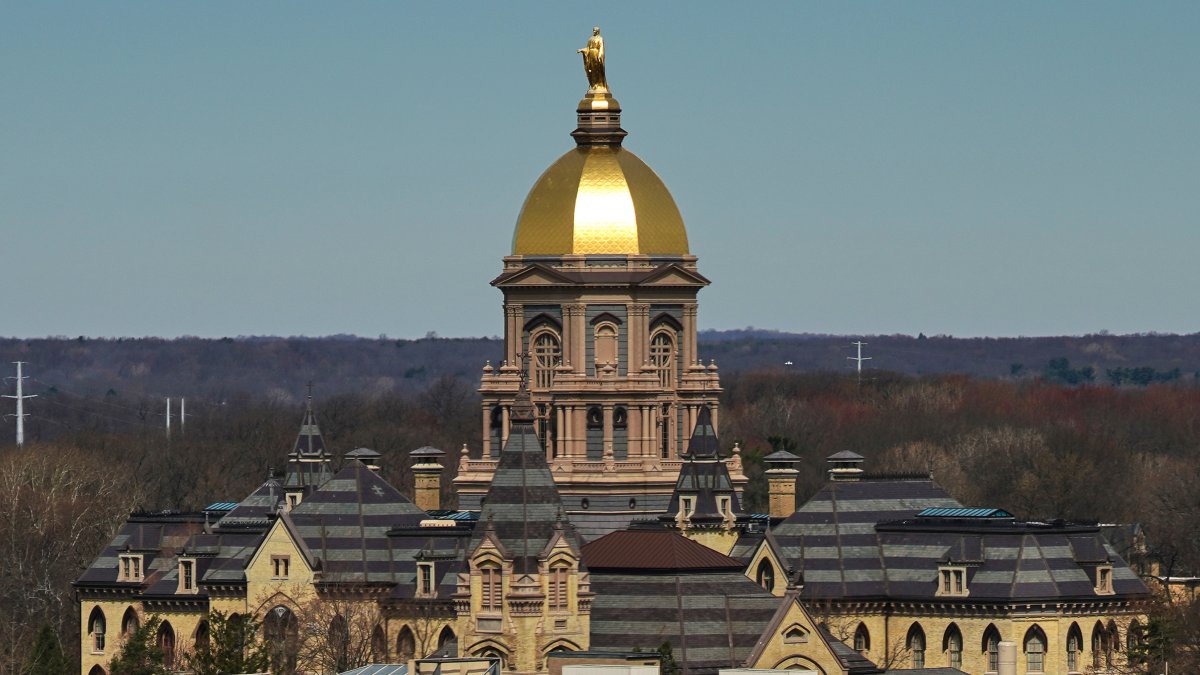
[410, 446, 446, 512]
[764, 449, 800, 518]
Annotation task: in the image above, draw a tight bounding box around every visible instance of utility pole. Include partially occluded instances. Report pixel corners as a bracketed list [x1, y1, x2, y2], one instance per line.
[180, 397, 186, 437]
[165, 397, 172, 439]
[847, 341, 872, 385]
[3, 362, 37, 446]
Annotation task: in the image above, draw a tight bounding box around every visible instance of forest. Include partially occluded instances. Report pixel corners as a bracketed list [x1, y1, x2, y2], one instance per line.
[3, 368, 1200, 672]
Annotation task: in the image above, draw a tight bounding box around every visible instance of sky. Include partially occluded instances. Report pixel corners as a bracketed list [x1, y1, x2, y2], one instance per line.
[3, 3, 1198, 339]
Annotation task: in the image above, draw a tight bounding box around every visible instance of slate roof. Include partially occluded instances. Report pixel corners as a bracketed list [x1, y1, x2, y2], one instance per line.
[818, 624, 883, 674]
[75, 512, 207, 588]
[582, 530, 745, 571]
[772, 476, 963, 598]
[217, 477, 283, 528]
[284, 394, 333, 491]
[468, 389, 580, 573]
[773, 475, 1150, 602]
[289, 460, 428, 583]
[588, 569, 782, 675]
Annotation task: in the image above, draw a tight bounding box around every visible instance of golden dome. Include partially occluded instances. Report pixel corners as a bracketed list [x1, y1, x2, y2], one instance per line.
[512, 145, 689, 256]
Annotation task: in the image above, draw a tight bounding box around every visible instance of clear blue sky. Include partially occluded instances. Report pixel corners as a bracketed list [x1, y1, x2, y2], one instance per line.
[3, 3, 1198, 338]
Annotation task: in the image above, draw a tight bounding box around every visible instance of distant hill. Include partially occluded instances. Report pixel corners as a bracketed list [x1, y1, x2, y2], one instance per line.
[1, 331, 1198, 401]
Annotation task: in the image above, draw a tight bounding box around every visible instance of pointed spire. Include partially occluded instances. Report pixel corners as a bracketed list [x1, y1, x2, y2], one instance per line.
[293, 385, 327, 458]
[681, 405, 719, 459]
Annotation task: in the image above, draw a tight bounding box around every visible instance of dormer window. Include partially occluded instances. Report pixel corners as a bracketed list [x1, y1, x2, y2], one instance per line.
[1095, 564, 1114, 594]
[417, 562, 435, 597]
[118, 554, 144, 582]
[272, 555, 290, 580]
[937, 565, 968, 597]
[718, 496, 732, 517]
[178, 558, 196, 594]
[286, 492, 301, 510]
[680, 496, 695, 517]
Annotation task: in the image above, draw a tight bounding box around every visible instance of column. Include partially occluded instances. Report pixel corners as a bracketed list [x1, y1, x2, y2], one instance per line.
[555, 406, 565, 458]
[501, 406, 510, 445]
[481, 404, 491, 457]
[628, 303, 649, 372]
[682, 305, 698, 367]
[564, 304, 587, 375]
[602, 404, 614, 459]
[505, 303, 524, 366]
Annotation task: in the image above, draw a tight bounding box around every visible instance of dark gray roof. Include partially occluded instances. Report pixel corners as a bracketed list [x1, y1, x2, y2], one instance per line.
[75, 512, 207, 588]
[218, 478, 282, 527]
[589, 570, 781, 674]
[469, 413, 580, 573]
[818, 624, 883, 674]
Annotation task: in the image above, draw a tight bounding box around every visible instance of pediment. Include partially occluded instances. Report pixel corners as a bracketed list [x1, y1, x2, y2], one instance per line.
[492, 264, 577, 287]
[640, 264, 711, 287]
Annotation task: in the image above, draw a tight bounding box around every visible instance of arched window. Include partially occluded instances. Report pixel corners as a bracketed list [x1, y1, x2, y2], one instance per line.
[265, 605, 298, 673]
[907, 623, 925, 669]
[1106, 621, 1120, 669]
[397, 625, 416, 661]
[943, 623, 963, 669]
[650, 331, 676, 388]
[1066, 623, 1082, 672]
[88, 666, 106, 675]
[195, 619, 210, 651]
[1127, 619, 1143, 652]
[755, 559, 775, 592]
[1024, 625, 1046, 673]
[437, 625, 456, 651]
[475, 646, 506, 670]
[330, 615, 350, 671]
[88, 607, 106, 652]
[157, 620, 176, 668]
[121, 607, 139, 637]
[481, 563, 502, 612]
[531, 331, 561, 389]
[983, 624, 1002, 673]
[371, 624, 386, 662]
[550, 562, 570, 610]
[853, 623, 870, 654]
[594, 323, 618, 369]
[1092, 622, 1107, 669]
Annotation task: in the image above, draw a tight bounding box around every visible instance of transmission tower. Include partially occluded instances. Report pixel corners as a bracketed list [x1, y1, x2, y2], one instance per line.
[3, 362, 37, 446]
[847, 341, 872, 385]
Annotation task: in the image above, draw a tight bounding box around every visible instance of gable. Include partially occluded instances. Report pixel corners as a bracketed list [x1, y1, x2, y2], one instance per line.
[245, 517, 314, 590]
[640, 264, 710, 287]
[492, 264, 577, 287]
[746, 594, 881, 674]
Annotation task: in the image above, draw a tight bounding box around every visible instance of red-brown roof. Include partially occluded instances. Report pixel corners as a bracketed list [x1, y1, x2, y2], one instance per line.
[581, 530, 745, 571]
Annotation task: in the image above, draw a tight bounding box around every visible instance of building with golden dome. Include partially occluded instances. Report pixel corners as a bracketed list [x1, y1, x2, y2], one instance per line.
[455, 83, 742, 540]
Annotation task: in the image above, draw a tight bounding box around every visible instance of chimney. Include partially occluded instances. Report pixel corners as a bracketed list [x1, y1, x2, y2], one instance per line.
[345, 447, 383, 472]
[764, 449, 800, 518]
[826, 450, 865, 482]
[998, 641, 1017, 675]
[410, 446, 446, 512]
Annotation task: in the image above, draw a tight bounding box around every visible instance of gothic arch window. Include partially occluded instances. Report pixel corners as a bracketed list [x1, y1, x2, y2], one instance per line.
[397, 625, 416, 661]
[157, 620, 176, 669]
[265, 605, 299, 673]
[755, 559, 774, 591]
[329, 615, 350, 671]
[437, 626, 456, 650]
[531, 330, 561, 389]
[475, 646, 507, 670]
[1106, 620, 1120, 669]
[371, 624, 386, 662]
[983, 624, 1002, 673]
[853, 623, 870, 653]
[121, 606, 139, 637]
[650, 330, 676, 388]
[906, 623, 925, 669]
[1024, 625, 1046, 673]
[88, 606, 106, 652]
[594, 323, 618, 369]
[195, 619, 210, 651]
[1066, 622, 1082, 672]
[943, 623, 963, 669]
[88, 667, 106, 675]
[1127, 619, 1143, 652]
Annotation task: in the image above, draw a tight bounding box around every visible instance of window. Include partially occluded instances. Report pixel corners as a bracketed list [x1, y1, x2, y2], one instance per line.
[1067, 626, 1080, 671]
[88, 607, 106, 653]
[118, 554, 144, 582]
[984, 626, 1002, 673]
[121, 607, 139, 637]
[286, 493, 300, 510]
[272, 555, 290, 579]
[650, 331, 676, 388]
[944, 625, 963, 669]
[418, 562, 435, 596]
[179, 559, 196, 593]
[397, 626, 416, 661]
[718, 496, 732, 517]
[481, 564, 501, 612]
[531, 331, 561, 389]
[680, 496, 695, 517]
[158, 621, 176, 669]
[755, 559, 774, 592]
[783, 625, 808, 644]
[550, 563, 569, 610]
[1025, 626, 1046, 673]
[594, 323, 618, 368]
[660, 403, 672, 458]
[907, 624, 925, 669]
[853, 623, 870, 653]
[937, 565, 969, 597]
[1096, 564, 1114, 593]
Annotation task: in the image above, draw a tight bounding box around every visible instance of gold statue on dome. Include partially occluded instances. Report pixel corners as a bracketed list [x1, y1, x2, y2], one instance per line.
[577, 26, 608, 92]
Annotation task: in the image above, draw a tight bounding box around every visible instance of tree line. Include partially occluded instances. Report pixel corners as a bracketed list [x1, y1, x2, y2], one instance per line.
[4, 369, 1200, 673]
